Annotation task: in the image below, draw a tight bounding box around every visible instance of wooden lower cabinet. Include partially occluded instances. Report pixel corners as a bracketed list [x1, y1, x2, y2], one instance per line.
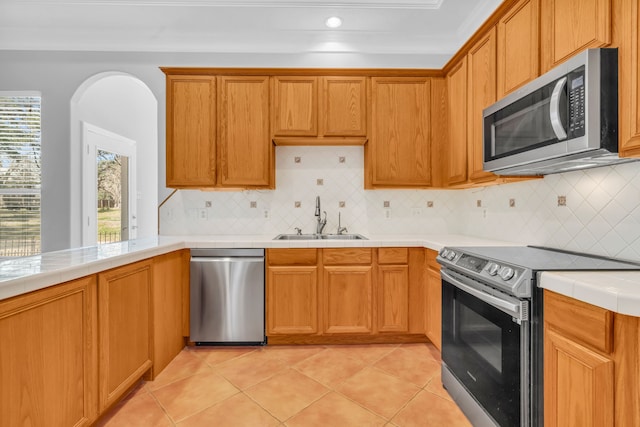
[425, 249, 442, 350]
[544, 290, 640, 426]
[323, 265, 373, 334]
[0, 276, 98, 427]
[267, 266, 318, 335]
[98, 260, 153, 412]
[377, 247, 410, 333]
[266, 247, 427, 344]
[151, 249, 189, 378]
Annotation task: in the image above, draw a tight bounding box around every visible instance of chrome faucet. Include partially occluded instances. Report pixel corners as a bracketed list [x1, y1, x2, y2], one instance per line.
[315, 196, 327, 235]
[337, 212, 348, 235]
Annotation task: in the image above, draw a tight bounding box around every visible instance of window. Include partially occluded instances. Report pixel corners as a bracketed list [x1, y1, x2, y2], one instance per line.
[0, 93, 41, 257]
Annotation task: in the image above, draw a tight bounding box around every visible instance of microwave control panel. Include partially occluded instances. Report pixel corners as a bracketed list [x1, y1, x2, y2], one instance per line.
[567, 67, 586, 137]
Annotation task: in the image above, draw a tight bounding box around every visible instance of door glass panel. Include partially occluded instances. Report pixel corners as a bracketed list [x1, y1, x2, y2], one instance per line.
[458, 304, 503, 374]
[97, 150, 128, 244]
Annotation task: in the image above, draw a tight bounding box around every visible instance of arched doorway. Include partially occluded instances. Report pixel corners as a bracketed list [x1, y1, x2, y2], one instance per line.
[70, 72, 158, 247]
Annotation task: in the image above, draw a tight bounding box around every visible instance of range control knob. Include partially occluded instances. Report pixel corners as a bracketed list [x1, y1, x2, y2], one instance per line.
[499, 266, 515, 281]
[446, 251, 456, 261]
[486, 262, 500, 276]
[439, 249, 449, 259]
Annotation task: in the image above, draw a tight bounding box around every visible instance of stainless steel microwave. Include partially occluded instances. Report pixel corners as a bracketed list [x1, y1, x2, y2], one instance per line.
[483, 48, 634, 175]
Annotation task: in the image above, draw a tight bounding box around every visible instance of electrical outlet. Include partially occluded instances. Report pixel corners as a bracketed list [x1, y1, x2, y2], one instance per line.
[317, 178, 324, 186]
[509, 198, 516, 208]
[384, 208, 392, 219]
[263, 209, 270, 219]
[477, 200, 482, 208]
[250, 201, 257, 208]
[383, 201, 390, 208]
[198, 209, 208, 220]
[164, 208, 173, 219]
[411, 207, 423, 216]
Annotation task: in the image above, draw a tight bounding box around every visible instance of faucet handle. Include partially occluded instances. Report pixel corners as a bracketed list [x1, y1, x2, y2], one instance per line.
[294, 227, 302, 235]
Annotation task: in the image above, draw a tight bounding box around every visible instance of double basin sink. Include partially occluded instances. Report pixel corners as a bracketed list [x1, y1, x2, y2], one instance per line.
[274, 233, 368, 240]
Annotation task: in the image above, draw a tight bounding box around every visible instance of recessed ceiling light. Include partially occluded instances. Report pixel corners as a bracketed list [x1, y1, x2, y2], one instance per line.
[325, 16, 343, 29]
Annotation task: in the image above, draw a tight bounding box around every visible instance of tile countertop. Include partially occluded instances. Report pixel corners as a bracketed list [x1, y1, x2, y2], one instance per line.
[0, 233, 517, 301]
[539, 271, 640, 317]
[2, 234, 639, 317]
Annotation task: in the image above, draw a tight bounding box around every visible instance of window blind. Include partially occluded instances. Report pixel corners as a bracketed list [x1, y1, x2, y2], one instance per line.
[0, 94, 41, 257]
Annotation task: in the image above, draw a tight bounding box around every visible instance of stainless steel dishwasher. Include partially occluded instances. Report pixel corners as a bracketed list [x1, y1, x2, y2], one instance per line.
[190, 248, 265, 345]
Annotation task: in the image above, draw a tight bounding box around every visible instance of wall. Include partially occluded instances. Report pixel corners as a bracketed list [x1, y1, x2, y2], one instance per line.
[0, 50, 443, 251]
[160, 146, 455, 237]
[456, 161, 640, 261]
[74, 74, 158, 243]
[161, 151, 640, 263]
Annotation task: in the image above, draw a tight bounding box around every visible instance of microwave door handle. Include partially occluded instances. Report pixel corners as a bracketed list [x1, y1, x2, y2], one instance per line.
[441, 270, 523, 319]
[549, 76, 568, 141]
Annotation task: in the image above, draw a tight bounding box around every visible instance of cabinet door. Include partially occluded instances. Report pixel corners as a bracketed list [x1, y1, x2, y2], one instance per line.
[321, 76, 367, 137]
[218, 76, 272, 187]
[619, 0, 640, 157]
[370, 77, 432, 187]
[267, 266, 318, 335]
[425, 267, 442, 351]
[497, 0, 540, 97]
[322, 266, 373, 334]
[0, 277, 98, 427]
[166, 75, 216, 187]
[467, 28, 497, 183]
[151, 250, 188, 379]
[541, 0, 611, 71]
[544, 327, 614, 427]
[446, 58, 468, 186]
[272, 76, 318, 137]
[98, 260, 152, 412]
[377, 265, 409, 333]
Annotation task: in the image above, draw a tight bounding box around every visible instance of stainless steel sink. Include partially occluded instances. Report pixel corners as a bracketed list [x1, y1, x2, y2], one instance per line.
[273, 234, 368, 240]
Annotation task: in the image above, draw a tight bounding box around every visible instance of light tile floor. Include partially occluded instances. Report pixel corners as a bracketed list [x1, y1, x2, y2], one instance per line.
[97, 343, 472, 427]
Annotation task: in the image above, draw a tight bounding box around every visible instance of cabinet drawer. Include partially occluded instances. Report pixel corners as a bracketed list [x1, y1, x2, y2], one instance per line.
[544, 290, 613, 354]
[378, 247, 408, 264]
[323, 248, 372, 265]
[267, 249, 317, 266]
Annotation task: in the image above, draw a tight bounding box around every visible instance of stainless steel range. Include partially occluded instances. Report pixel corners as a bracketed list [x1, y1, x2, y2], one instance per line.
[437, 246, 640, 427]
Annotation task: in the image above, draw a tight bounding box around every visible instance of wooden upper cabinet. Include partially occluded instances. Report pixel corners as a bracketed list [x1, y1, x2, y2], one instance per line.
[271, 76, 367, 144]
[445, 58, 468, 186]
[321, 76, 367, 137]
[619, 0, 640, 157]
[541, 0, 611, 72]
[369, 77, 432, 187]
[166, 75, 216, 188]
[467, 28, 498, 183]
[218, 75, 273, 188]
[272, 76, 318, 137]
[497, 0, 540, 97]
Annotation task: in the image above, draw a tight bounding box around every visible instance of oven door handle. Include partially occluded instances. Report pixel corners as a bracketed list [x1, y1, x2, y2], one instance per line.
[441, 270, 524, 320]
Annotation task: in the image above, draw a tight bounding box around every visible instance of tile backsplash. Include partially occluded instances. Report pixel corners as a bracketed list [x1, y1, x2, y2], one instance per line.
[160, 146, 640, 261]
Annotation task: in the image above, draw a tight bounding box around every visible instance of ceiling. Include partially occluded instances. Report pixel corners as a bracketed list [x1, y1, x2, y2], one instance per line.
[0, 0, 503, 67]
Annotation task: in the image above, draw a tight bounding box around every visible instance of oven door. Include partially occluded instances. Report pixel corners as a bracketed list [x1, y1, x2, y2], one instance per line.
[441, 269, 529, 427]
